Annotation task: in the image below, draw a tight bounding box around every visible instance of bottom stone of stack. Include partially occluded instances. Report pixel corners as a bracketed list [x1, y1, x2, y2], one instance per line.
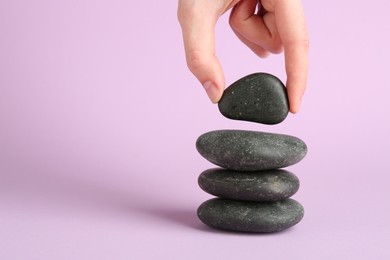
[197, 198, 304, 233]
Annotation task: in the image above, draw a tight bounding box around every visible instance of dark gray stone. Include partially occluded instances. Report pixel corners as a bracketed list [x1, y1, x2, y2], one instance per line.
[218, 73, 289, 125]
[197, 198, 304, 233]
[198, 168, 299, 201]
[196, 130, 307, 171]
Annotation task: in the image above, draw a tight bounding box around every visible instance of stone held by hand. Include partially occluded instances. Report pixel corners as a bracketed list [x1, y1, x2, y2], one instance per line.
[218, 73, 289, 125]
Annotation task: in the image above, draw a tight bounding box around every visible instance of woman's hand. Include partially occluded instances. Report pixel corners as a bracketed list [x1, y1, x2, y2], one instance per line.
[178, 0, 309, 113]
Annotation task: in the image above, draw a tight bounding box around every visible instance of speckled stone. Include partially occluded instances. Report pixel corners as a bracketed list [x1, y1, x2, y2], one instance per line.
[218, 73, 289, 125]
[196, 130, 307, 171]
[198, 168, 299, 201]
[197, 198, 304, 233]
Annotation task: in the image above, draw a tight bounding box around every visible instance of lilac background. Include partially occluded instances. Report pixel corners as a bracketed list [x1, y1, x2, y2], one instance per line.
[1, 0, 389, 259]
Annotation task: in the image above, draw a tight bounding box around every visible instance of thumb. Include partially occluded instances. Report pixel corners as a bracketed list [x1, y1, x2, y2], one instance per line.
[178, 4, 225, 103]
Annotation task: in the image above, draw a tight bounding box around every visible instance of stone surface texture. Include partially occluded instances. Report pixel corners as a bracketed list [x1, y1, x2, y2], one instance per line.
[197, 198, 304, 233]
[218, 73, 289, 125]
[196, 130, 307, 171]
[198, 168, 299, 201]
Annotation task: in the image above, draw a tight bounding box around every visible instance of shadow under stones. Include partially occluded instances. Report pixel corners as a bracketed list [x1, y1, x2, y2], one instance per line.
[137, 205, 299, 236]
[135, 206, 206, 230]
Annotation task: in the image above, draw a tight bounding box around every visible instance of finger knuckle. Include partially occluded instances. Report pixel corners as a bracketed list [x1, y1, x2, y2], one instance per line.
[229, 12, 243, 30]
[301, 37, 310, 50]
[257, 51, 270, 58]
[286, 36, 310, 51]
[270, 40, 284, 54]
[186, 50, 207, 73]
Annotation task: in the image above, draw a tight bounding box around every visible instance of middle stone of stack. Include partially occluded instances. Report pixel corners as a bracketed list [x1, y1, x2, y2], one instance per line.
[196, 129, 308, 233]
[198, 168, 300, 202]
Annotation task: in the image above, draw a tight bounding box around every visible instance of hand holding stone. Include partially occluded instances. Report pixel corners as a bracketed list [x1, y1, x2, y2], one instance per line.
[178, 0, 309, 113]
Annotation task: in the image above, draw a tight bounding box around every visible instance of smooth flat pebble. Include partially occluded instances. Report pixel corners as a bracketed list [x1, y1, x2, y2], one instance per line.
[197, 198, 304, 233]
[218, 73, 289, 125]
[198, 168, 299, 201]
[196, 130, 307, 171]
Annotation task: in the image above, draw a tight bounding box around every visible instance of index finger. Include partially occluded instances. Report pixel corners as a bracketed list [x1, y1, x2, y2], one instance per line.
[274, 0, 309, 113]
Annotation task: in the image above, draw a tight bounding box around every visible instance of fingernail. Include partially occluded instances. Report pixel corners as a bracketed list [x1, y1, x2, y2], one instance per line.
[203, 81, 220, 104]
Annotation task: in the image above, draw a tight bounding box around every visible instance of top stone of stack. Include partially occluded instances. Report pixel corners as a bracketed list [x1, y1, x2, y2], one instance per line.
[218, 73, 289, 125]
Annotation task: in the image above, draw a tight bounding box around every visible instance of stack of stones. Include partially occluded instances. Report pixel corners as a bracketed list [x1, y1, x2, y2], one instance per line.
[196, 73, 308, 233]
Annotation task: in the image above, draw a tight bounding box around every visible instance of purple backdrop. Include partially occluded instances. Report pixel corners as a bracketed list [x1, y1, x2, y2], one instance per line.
[1, 0, 389, 259]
